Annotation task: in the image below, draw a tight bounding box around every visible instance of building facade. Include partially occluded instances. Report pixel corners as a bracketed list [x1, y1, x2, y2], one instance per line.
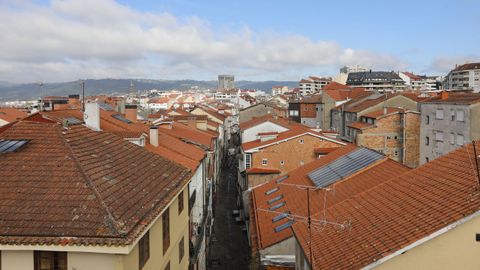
[218, 74, 235, 91]
[346, 71, 406, 92]
[443, 63, 480, 92]
[419, 92, 480, 164]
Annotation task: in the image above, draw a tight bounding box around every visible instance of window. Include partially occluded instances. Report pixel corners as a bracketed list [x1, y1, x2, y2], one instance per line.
[426, 136, 430, 146]
[450, 133, 455, 144]
[162, 209, 170, 254]
[457, 134, 464, 146]
[139, 231, 150, 269]
[435, 131, 444, 142]
[394, 150, 399, 156]
[457, 110, 465, 122]
[245, 154, 251, 169]
[280, 160, 285, 165]
[178, 190, 184, 215]
[179, 237, 185, 263]
[435, 109, 444, 119]
[34, 251, 67, 270]
[299, 139, 304, 144]
[262, 159, 268, 165]
[426, 115, 430, 124]
[450, 110, 455, 121]
[426, 157, 429, 163]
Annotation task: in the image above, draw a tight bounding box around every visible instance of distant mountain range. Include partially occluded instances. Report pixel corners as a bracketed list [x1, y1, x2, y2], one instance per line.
[0, 79, 299, 101]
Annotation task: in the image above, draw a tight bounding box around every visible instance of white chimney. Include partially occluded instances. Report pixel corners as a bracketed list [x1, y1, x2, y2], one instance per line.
[84, 102, 100, 131]
[149, 126, 159, 147]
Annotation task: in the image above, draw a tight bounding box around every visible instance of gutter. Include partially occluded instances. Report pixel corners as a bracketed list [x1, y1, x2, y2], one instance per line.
[361, 209, 480, 270]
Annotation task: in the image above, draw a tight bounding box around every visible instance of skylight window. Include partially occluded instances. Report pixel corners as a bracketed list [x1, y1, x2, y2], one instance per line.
[112, 114, 132, 124]
[274, 221, 294, 232]
[265, 187, 279, 195]
[272, 212, 290, 223]
[275, 175, 289, 183]
[0, 140, 29, 153]
[267, 195, 284, 205]
[269, 201, 286, 211]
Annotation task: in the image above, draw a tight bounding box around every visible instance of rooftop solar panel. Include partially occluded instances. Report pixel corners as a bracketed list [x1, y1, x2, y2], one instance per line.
[99, 103, 114, 111]
[112, 114, 132, 124]
[274, 220, 294, 233]
[308, 147, 383, 188]
[64, 117, 83, 125]
[0, 140, 29, 153]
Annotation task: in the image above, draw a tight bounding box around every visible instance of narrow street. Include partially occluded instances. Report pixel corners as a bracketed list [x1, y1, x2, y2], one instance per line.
[208, 149, 251, 269]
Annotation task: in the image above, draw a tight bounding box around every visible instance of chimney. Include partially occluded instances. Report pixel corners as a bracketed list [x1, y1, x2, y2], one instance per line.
[383, 106, 387, 115]
[125, 104, 138, 123]
[149, 126, 159, 147]
[84, 102, 101, 131]
[441, 91, 449, 100]
[68, 94, 80, 105]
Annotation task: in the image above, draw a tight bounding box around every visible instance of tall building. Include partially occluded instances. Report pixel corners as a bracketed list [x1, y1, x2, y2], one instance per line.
[298, 76, 331, 96]
[419, 91, 480, 165]
[346, 71, 406, 92]
[443, 62, 480, 92]
[218, 74, 235, 91]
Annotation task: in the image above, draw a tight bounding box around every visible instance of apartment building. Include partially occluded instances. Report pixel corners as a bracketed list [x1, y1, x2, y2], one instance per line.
[419, 91, 480, 164]
[239, 126, 345, 190]
[271, 86, 289, 96]
[239, 102, 287, 124]
[298, 76, 331, 96]
[443, 62, 480, 92]
[398, 72, 440, 91]
[332, 93, 420, 142]
[0, 119, 192, 270]
[294, 141, 480, 270]
[348, 108, 420, 168]
[346, 71, 406, 92]
[288, 82, 369, 129]
[218, 74, 235, 91]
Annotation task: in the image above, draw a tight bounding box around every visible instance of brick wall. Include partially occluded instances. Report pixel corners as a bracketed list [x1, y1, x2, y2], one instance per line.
[248, 134, 342, 187]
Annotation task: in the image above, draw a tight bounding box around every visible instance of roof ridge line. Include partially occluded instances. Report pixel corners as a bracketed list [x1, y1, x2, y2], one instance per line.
[55, 125, 124, 236]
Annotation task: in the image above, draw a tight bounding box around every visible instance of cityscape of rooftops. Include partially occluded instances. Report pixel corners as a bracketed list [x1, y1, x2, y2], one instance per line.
[1, 1, 480, 270]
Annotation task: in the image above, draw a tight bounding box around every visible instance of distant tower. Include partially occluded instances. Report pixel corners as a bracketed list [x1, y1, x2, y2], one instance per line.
[129, 80, 135, 96]
[218, 75, 235, 92]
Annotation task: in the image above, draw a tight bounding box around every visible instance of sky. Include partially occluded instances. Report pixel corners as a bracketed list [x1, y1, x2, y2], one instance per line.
[0, 0, 479, 83]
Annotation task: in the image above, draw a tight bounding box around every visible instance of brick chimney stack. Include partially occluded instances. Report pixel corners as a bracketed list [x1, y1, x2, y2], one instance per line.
[441, 91, 449, 100]
[125, 104, 138, 123]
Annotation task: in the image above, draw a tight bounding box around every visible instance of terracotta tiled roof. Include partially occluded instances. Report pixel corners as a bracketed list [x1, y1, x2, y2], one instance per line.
[40, 109, 204, 170]
[242, 127, 343, 151]
[324, 88, 367, 101]
[343, 93, 417, 113]
[252, 145, 410, 250]
[246, 168, 282, 174]
[240, 115, 291, 130]
[421, 92, 480, 104]
[289, 95, 322, 104]
[453, 62, 480, 71]
[0, 108, 28, 123]
[293, 141, 480, 269]
[347, 121, 374, 130]
[159, 122, 216, 150]
[0, 120, 191, 246]
[362, 107, 405, 119]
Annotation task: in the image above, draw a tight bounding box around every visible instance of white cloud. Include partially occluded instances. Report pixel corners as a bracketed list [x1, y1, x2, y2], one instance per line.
[0, 0, 408, 83]
[425, 55, 480, 74]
